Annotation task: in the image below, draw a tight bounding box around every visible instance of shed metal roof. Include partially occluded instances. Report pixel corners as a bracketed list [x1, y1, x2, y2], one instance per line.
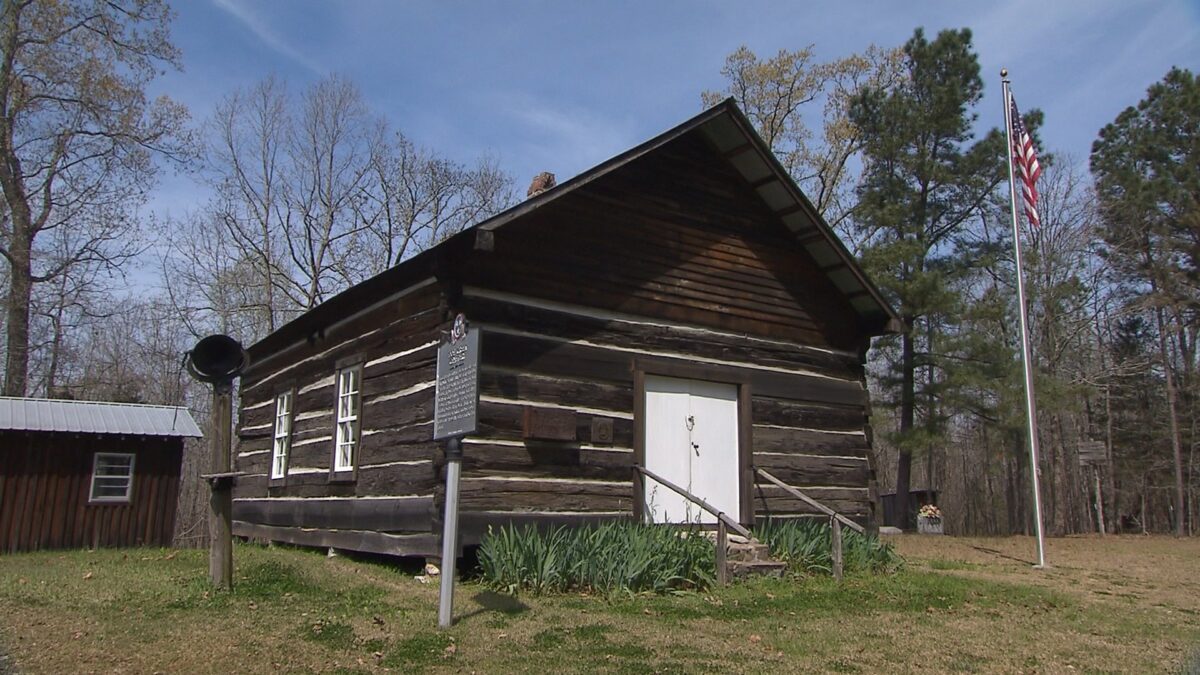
[0, 397, 203, 438]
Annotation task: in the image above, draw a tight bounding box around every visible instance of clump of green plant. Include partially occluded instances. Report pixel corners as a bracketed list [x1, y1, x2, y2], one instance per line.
[754, 518, 900, 575]
[478, 521, 715, 595]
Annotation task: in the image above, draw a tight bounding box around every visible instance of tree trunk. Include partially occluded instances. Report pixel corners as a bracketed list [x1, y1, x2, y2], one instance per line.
[1153, 305, 1187, 537]
[3, 227, 32, 397]
[894, 323, 915, 529]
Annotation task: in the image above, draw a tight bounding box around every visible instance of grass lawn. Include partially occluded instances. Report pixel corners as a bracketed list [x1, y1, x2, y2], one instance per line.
[1, 535, 1197, 673]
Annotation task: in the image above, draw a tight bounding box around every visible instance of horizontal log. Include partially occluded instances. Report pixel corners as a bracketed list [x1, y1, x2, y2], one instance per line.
[233, 496, 433, 532]
[233, 521, 440, 558]
[461, 293, 861, 378]
[486, 204, 839, 336]
[240, 349, 435, 430]
[362, 387, 436, 433]
[483, 331, 865, 405]
[242, 286, 442, 387]
[233, 466, 436, 499]
[477, 400, 635, 447]
[480, 368, 633, 414]
[456, 477, 634, 512]
[240, 320, 441, 417]
[280, 440, 333, 470]
[358, 436, 438, 464]
[478, 260, 830, 348]
[752, 426, 868, 456]
[751, 396, 866, 431]
[461, 441, 634, 481]
[236, 451, 271, 475]
[751, 453, 870, 488]
[755, 468, 865, 533]
[749, 484, 869, 517]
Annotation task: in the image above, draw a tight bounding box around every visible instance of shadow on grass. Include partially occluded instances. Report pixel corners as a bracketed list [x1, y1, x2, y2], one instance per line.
[458, 590, 530, 622]
[968, 545, 1035, 566]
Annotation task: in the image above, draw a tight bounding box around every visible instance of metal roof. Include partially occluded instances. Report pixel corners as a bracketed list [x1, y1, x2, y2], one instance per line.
[0, 397, 203, 438]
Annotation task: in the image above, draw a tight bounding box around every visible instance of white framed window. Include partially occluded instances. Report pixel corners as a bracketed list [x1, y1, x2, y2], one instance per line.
[270, 391, 293, 479]
[90, 453, 135, 503]
[333, 366, 361, 473]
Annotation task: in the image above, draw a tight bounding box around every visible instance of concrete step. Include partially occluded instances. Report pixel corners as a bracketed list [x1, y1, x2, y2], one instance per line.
[726, 541, 773, 563]
[728, 559, 788, 579]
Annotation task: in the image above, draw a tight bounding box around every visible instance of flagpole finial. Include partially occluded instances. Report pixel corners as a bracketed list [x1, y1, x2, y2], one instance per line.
[1001, 68, 1008, 78]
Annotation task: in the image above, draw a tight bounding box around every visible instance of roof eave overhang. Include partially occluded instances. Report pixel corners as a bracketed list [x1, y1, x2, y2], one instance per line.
[699, 101, 902, 336]
[248, 99, 903, 358]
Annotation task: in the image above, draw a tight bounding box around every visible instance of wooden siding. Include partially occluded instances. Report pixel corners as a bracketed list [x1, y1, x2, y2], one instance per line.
[230, 128, 882, 549]
[233, 282, 446, 542]
[450, 290, 873, 528]
[0, 433, 182, 552]
[464, 132, 864, 350]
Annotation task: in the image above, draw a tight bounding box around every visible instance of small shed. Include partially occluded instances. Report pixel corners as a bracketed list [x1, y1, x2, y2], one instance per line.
[0, 397, 201, 553]
[232, 100, 901, 558]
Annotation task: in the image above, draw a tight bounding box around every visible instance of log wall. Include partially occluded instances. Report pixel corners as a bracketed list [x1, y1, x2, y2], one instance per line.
[454, 288, 873, 530]
[0, 433, 182, 553]
[232, 280, 447, 556]
[229, 129, 880, 553]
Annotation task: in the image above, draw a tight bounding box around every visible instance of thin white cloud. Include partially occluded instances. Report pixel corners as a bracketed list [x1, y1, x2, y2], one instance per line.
[210, 0, 323, 74]
[496, 95, 638, 181]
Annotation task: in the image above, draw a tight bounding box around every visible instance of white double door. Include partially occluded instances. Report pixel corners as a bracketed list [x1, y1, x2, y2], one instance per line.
[643, 375, 740, 524]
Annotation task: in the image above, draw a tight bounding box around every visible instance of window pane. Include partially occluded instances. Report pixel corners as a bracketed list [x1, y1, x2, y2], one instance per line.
[91, 453, 133, 501]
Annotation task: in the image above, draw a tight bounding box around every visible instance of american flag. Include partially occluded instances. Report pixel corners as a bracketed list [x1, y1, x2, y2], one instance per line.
[1009, 93, 1042, 228]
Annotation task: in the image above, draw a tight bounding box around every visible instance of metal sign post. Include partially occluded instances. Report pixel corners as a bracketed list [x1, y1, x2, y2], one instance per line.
[433, 314, 479, 629]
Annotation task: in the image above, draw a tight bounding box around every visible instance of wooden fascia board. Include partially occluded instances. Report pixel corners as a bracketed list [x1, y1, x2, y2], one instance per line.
[719, 105, 903, 334]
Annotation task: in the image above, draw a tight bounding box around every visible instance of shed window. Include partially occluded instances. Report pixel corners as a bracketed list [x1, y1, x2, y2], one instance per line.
[270, 391, 293, 479]
[333, 366, 361, 473]
[90, 453, 135, 503]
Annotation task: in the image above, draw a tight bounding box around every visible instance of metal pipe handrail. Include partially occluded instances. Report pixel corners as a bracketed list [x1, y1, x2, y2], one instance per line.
[633, 464, 752, 539]
[754, 467, 865, 535]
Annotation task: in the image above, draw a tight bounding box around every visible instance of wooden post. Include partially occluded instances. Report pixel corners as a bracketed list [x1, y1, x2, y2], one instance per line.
[1092, 465, 1106, 536]
[831, 516, 843, 582]
[209, 383, 233, 590]
[715, 519, 728, 587]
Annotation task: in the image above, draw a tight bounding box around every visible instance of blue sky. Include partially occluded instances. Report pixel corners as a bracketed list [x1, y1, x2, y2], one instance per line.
[149, 0, 1199, 218]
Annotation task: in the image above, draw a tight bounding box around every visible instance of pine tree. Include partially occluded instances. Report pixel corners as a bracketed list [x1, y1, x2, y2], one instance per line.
[849, 28, 1006, 528]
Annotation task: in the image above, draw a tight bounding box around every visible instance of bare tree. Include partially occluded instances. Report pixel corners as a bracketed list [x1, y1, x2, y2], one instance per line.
[175, 73, 514, 343]
[702, 44, 902, 232]
[205, 75, 293, 335]
[0, 0, 190, 395]
[352, 133, 512, 282]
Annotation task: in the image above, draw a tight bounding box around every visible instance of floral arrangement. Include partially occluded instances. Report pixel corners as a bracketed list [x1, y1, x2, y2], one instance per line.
[918, 504, 942, 520]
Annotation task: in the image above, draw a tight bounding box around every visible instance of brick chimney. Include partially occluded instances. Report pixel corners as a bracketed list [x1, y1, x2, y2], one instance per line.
[526, 171, 556, 198]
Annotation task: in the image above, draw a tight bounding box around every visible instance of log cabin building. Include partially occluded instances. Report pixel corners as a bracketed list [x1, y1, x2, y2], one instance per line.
[231, 100, 902, 558]
[0, 397, 200, 553]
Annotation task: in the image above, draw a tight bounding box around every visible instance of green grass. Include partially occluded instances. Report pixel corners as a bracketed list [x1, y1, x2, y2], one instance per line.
[0, 540, 1197, 673]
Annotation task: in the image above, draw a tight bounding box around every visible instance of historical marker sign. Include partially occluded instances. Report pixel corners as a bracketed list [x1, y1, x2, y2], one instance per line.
[434, 315, 480, 441]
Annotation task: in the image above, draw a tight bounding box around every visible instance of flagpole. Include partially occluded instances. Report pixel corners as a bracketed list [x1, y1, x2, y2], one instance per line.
[1001, 69, 1047, 569]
